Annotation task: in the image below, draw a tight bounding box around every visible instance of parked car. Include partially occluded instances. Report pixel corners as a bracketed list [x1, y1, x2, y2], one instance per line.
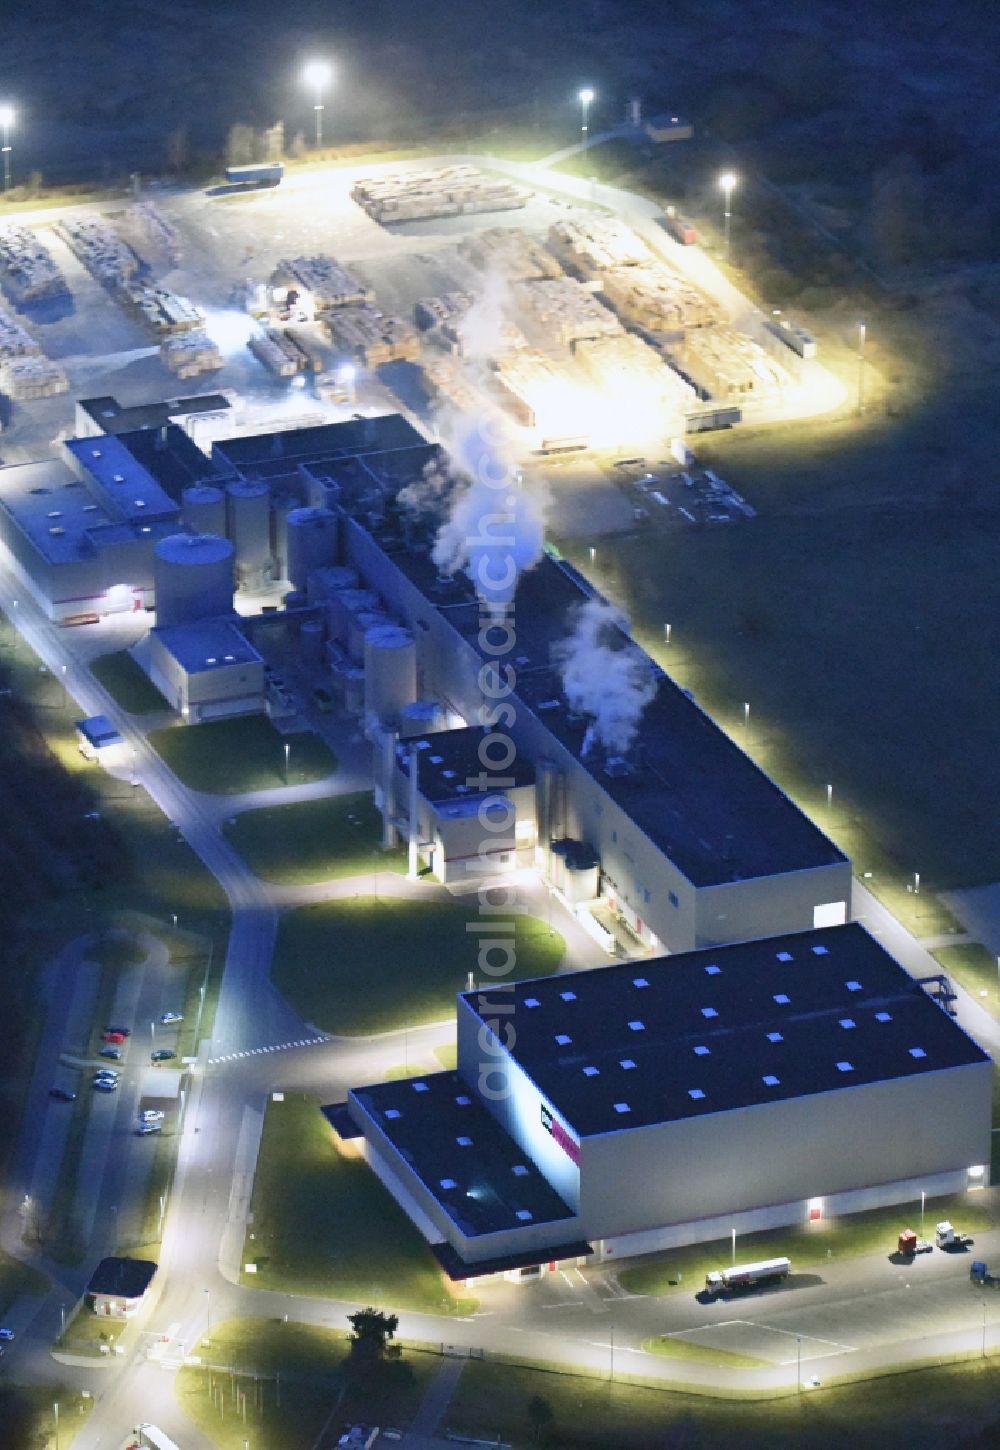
[93, 1078, 118, 1093]
[104, 1025, 131, 1037]
[102, 1030, 126, 1045]
[140, 1109, 165, 1123]
[159, 1011, 183, 1024]
[150, 1049, 176, 1063]
[136, 1122, 162, 1136]
[99, 1046, 122, 1061]
[0, 1328, 14, 1341]
[49, 1087, 76, 1102]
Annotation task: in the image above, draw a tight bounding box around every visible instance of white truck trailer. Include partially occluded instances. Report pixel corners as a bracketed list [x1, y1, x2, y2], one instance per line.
[705, 1257, 791, 1296]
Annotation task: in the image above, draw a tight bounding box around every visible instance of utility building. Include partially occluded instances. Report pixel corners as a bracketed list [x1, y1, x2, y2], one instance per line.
[341, 925, 991, 1276]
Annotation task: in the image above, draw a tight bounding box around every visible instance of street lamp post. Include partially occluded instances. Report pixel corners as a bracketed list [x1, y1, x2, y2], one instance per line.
[796, 1335, 801, 1389]
[719, 171, 737, 260]
[0, 106, 14, 194]
[53, 1402, 59, 1450]
[283, 740, 290, 784]
[578, 88, 594, 143]
[857, 321, 867, 415]
[205, 1287, 211, 1342]
[303, 60, 332, 149]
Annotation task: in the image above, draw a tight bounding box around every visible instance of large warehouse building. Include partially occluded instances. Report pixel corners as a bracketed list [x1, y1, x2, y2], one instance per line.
[340, 924, 992, 1277]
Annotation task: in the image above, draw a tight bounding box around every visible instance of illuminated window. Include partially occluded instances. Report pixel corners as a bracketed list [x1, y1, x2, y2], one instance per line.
[845, 980, 863, 992]
[582, 1065, 599, 1077]
[524, 997, 540, 1008]
[701, 1006, 718, 1018]
[763, 1074, 780, 1086]
[620, 1058, 636, 1070]
[704, 963, 720, 975]
[693, 1045, 710, 1057]
[839, 1018, 856, 1030]
[875, 1011, 892, 1022]
[512, 1164, 529, 1177]
[812, 945, 829, 955]
[909, 1047, 927, 1059]
[628, 1020, 645, 1032]
[632, 976, 649, 988]
[614, 1102, 630, 1114]
[560, 990, 577, 1002]
[776, 951, 793, 962]
[836, 1061, 854, 1073]
[440, 1178, 457, 1189]
[456, 1135, 473, 1146]
[455, 1095, 471, 1105]
[555, 1033, 572, 1046]
[516, 1209, 533, 1222]
[767, 1031, 783, 1043]
[688, 1088, 706, 1100]
[773, 993, 790, 1005]
[412, 1082, 429, 1093]
[385, 1109, 401, 1120]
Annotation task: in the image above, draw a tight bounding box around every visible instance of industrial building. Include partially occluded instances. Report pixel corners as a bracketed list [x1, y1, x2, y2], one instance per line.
[337, 924, 992, 1277]
[86, 1257, 157, 1318]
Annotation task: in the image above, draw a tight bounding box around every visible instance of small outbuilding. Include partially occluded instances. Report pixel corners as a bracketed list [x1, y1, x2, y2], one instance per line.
[76, 715, 125, 763]
[86, 1256, 157, 1318]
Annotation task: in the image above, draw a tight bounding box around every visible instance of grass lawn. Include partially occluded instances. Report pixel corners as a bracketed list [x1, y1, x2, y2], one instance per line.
[89, 650, 169, 714]
[273, 898, 565, 1035]
[564, 388, 1000, 932]
[934, 945, 1000, 1018]
[225, 791, 405, 885]
[148, 716, 337, 794]
[445, 1356, 1000, 1450]
[57, 1302, 127, 1356]
[177, 1316, 437, 1450]
[617, 1193, 994, 1298]
[242, 1094, 476, 1316]
[643, 1335, 768, 1368]
[0, 1386, 92, 1450]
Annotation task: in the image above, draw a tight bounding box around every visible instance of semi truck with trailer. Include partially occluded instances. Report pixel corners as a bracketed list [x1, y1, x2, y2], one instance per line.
[225, 163, 284, 189]
[705, 1257, 791, 1296]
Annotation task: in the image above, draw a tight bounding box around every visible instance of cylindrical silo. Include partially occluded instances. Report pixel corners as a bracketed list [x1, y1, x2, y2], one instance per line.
[271, 493, 300, 583]
[348, 608, 390, 661]
[343, 665, 365, 715]
[153, 533, 235, 627]
[327, 588, 379, 645]
[182, 484, 227, 536]
[283, 589, 308, 610]
[308, 564, 358, 603]
[226, 479, 272, 589]
[285, 506, 340, 593]
[564, 842, 600, 903]
[364, 625, 417, 726]
[299, 616, 325, 667]
[399, 700, 447, 739]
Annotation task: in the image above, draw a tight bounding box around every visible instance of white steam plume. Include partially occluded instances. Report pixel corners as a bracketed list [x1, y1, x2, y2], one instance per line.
[457, 271, 511, 361]
[396, 454, 462, 520]
[430, 413, 546, 617]
[554, 599, 657, 757]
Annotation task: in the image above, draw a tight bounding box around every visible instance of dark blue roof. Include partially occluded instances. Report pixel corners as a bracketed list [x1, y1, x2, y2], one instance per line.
[462, 924, 989, 1138]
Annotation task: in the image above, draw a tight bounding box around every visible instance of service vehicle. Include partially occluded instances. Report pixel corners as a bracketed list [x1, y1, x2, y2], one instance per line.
[150, 1048, 176, 1062]
[102, 1030, 126, 1045]
[49, 1087, 76, 1102]
[0, 1327, 15, 1340]
[159, 1011, 183, 1024]
[897, 1229, 933, 1256]
[136, 1122, 163, 1136]
[705, 1257, 791, 1296]
[104, 1025, 131, 1037]
[936, 1220, 975, 1250]
[224, 163, 284, 189]
[140, 1109, 165, 1123]
[99, 1046, 122, 1061]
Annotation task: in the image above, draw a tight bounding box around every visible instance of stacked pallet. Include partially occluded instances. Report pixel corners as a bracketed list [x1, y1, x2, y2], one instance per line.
[352, 166, 528, 224]
[669, 326, 789, 400]
[415, 291, 525, 355]
[59, 216, 140, 290]
[283, 326, 326, 373]
[414, 291, 473, 331]
[491, 349, 580, 432]
[512, 278, 621, 347]
[546, 218, 650, 278]
[126, 202, 181, 266]
[601, 264, 721, 333]
[126, 284, 202, 334]
[160, 331, 222, 378]
[573, 333, 696, 412]
[458, 228, 562, 282]
[326, 307, 420, 366]
[1, 355, 68, 399]
[249, 328, 299, 377]
[421, 355, 482, 414]
[272, 256, 374, 312]
[0, 307, 42, 360]
[0, 225, 69, 304]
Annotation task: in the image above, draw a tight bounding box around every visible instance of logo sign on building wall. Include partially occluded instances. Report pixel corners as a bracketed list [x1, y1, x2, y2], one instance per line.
[541, 1103, 580, 1165]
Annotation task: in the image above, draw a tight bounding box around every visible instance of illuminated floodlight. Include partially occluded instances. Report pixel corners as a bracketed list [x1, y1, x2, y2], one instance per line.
[578, 88, 595, 106]
[718, 170, 737, 195]
[578, 87, 595, 140]
[718, 171, 738, 259]
[337, 362, 356, 403]
[302, 59, 333, 148]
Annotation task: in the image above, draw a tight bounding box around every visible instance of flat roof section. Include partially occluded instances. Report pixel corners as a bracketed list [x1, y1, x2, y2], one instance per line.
[349, 1070, 577, 1239]
[78, 393, 232, 435]
[398, 726, 535, 807]
[114, 425, 221, 501]
[76, 715, 123, 748]
[0, 458, 112, 564]
[365, 527, 845, 886]
[212, 412, 425, 472]
[87, 1256, 157, 1299]
[64, 436, 178, 523]
[462, 924, 989, 1138]
[153, 616, 261, 674]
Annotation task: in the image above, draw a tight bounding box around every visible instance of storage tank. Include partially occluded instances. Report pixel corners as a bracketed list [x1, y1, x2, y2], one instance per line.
[283, 589, 307, 610]
[285, 506, 340, 593]
[327, 588, 379, 644]
[343, 665, 365, 715]
[226, 479, 272, 588]
[153, 532, 235, 627]
[364, 625, 417, 726]
[181, 483, 227, 536]
[307, 565, 358, 603]
[299, 615, 325, 666]
[271, 493, 300, 582]
[564, 841, 601, 904]
[348, 609, 390, 661]
[399, 700, 447, 739]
